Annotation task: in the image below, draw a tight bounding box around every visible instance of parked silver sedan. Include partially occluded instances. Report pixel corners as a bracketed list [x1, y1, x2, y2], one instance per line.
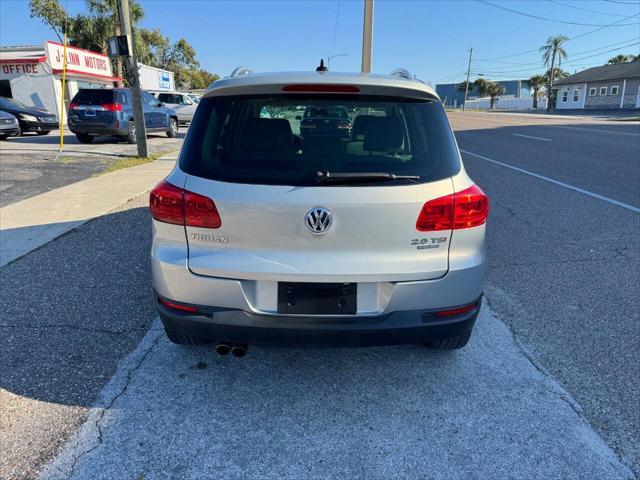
[0, 110, 21, 140]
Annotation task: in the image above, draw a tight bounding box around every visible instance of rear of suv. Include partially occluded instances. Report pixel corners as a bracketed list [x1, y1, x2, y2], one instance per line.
[150, 71, 488, 352]
[68, 88, 179, 143]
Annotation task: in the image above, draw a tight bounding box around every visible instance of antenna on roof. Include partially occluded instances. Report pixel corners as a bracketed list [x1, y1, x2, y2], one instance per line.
[316, 59, 328, 72]
[390, 68, 413, 80]
[230, 66, 254, 77]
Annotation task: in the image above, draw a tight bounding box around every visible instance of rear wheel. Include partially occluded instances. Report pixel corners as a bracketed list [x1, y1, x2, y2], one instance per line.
[0, 134, 8, 141]
[426, 332, 471, 350]
[37, 130, 51, 136]
[164, 327, 212, 345]
[76, 133, 93, 144]
[166, 117, 178, 138]
[125, 122, 136, 144]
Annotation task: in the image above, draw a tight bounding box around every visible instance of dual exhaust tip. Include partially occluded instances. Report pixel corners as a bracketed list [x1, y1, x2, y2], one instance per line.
[215, 341, 248, 357]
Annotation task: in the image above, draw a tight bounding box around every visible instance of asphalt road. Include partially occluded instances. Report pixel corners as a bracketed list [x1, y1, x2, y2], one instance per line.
[1, 112, 638, 479]
[449, 111, 640, 474]
[0, 130, 184, 207]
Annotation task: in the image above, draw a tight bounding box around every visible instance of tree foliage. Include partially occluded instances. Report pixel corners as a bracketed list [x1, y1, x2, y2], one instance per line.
[606, 54, 639, 65]
[528, 74, 546, 109]
[485, 81, 505, 109]
[28, 0, 218, 89]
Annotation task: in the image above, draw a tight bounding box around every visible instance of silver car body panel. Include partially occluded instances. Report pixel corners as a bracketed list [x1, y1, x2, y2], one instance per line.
[152, 71, 485, 319]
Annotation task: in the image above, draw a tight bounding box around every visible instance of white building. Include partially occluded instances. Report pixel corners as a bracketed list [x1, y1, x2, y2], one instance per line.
[0, 41, 176, 123]
[0, 41, 121, 123]
[138, 63, 175, 91]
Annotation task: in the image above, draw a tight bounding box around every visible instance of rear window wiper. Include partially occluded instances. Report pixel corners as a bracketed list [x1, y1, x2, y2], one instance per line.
[315, 171, 421, 185]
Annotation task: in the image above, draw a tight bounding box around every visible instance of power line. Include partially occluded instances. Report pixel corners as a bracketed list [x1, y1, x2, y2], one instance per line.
[547, 0, 632, 17]
[602, 0, 640, 4]
[475, 12, 639, 61]
[474, 38, 639, 69]
[329, 0, 341, 58]
[476, 0, 639, 26]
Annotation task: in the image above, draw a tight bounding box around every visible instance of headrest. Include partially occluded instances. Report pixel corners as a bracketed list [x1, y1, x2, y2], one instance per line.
[352, 115, 374, 138]
[238, 118, 293, 153]
[363, 116, 403, 152]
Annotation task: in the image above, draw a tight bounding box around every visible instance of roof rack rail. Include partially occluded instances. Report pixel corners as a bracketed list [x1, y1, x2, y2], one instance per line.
[230, 66, 254, 77]
[390, 68, 413, 80]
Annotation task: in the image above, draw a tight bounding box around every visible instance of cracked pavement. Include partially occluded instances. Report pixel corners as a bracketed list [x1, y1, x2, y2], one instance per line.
[0, 195, 156, 480]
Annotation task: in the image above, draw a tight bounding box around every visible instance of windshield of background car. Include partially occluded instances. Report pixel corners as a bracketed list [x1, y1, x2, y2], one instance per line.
[179, 94, 460, 187]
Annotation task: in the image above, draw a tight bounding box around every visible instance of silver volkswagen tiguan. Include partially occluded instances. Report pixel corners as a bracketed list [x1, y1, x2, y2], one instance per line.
[150, 69, 488, 354]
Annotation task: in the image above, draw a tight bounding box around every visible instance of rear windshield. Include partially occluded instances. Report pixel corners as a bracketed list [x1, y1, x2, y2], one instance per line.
[72, 89, 125, 105]
[180, 95, 460, 187]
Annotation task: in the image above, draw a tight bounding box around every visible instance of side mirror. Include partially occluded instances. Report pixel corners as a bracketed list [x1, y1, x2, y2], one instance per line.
[157, 102, 164, 107]
[295, 115, 302, 120]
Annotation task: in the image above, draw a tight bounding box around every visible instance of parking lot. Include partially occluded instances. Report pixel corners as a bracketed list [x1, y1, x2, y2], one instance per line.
[0, 112, 638, 479]
[0, 130, 184, 206]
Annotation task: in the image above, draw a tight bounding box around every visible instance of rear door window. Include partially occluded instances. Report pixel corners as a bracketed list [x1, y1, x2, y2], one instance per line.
[180, 94, 460, 186]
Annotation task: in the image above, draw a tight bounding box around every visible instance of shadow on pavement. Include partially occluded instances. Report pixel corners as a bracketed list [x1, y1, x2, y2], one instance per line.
[0, 202, 156, 408]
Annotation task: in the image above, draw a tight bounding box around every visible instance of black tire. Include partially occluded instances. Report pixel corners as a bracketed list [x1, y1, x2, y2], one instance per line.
[0, 134, 8, 141]
[76, 133, 93, 144]
[37, 130, 51, 136]
[166, 117, 178, 138]
[164, 327, 212, 345]
[125, 121, 136, 144]
[426, 332, 471, 350]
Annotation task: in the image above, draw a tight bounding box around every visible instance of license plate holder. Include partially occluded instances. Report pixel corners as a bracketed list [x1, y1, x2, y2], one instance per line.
[277, 282, 357, 315]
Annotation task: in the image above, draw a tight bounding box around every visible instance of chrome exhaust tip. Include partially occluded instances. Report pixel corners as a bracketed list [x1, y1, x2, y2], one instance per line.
[231, 343, 248, 357]
[215, 341, 232, 355]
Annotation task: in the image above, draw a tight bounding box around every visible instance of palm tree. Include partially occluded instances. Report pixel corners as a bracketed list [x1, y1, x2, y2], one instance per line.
[474, 78, 489, 98]
[485, 81, 506, 109]
[540, 35, 568, 111]
[607, 54, 631, 65]
[528, 74, 545, 109]
[87, 0, 144, 85]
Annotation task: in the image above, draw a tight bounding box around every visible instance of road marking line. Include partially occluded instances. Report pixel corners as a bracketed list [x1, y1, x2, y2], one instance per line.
[460, 149, 640, 214]
[512, 133, 552, 142]
[556, 125, 640, 137]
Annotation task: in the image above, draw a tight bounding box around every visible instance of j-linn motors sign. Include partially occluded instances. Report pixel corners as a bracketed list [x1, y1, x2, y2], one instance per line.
[46, 41, 113, 78]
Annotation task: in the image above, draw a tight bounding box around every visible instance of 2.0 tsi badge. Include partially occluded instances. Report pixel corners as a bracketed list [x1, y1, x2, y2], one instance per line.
[305, 207, 332, 234]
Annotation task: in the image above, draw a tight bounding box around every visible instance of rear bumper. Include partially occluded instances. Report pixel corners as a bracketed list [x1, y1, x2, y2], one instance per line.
[157, 295, 481, 347]
[69, 124, 128, 136]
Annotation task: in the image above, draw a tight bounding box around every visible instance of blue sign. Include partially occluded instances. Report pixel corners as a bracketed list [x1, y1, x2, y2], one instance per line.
[158, 71, 171, 90]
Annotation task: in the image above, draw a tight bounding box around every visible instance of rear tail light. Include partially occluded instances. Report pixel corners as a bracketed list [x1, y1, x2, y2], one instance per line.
[337, 121, 351, 129]
[149, 180, 221, 228]
[68, 102, 78, 110]
[158, 297, 198, 313]
[101, 103, 123, 112]
[416, 185, 488, 231]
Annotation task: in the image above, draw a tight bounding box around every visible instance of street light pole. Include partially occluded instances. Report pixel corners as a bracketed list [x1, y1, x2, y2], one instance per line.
[361, 0, 374, 73]
[463, 47, 473, 111]
[117, 0, 148, 157]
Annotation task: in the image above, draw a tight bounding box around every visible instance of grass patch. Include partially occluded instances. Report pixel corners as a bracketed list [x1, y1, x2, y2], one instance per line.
[102, 150, 174, 174]
[609, 116, 640, 122]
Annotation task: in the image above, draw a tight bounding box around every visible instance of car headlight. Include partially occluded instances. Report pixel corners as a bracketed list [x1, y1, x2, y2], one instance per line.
[19, 114, 38, 122]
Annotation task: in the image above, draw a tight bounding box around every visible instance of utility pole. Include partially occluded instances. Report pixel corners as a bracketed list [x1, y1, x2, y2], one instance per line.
[117, 0, 148, 157]
[462, 47, 473, 111]
[361, 0, 374, 73]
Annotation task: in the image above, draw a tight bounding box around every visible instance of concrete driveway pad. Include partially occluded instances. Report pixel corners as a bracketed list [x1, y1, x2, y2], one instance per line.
[41, 306, 632, 480]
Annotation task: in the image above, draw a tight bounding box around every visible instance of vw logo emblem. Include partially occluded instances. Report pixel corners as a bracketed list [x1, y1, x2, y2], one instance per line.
[305, 207, 332, 234]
